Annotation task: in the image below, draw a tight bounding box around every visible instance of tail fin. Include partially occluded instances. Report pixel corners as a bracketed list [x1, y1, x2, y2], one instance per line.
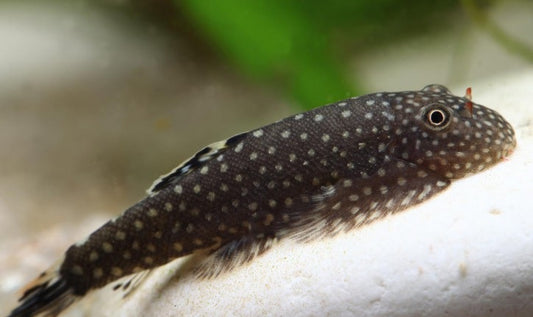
[9, 261, 78, 317]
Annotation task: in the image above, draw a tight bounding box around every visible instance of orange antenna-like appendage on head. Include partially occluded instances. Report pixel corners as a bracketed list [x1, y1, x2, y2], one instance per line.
[465, 87, 473, 115]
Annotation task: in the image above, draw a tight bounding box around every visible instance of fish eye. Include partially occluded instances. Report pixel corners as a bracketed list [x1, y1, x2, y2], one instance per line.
[424, 104, 452, 130]
[428, 109, 446, 125]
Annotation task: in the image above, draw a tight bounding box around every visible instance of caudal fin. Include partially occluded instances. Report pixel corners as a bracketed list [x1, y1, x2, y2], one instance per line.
[9, 262, 78, 317]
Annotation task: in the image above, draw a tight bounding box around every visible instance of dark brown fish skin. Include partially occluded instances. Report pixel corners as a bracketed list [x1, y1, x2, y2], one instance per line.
[10, 84, 516, 316]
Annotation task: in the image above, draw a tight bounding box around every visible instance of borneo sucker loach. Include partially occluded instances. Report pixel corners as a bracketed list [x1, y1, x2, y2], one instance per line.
[9, 84, 516, 317]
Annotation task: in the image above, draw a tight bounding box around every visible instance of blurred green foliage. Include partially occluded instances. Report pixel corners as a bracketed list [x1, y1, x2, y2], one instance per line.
[94, 0, 470, 108]
[177, 1, 353, 109]
[461, 0, 533, 63]
[176, 0, 459, 109]
[20, 0, 533, 109]
[101, 0, 533, 109]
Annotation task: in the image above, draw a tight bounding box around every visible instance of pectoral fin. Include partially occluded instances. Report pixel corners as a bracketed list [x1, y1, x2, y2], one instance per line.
[281, 156, 451, 241]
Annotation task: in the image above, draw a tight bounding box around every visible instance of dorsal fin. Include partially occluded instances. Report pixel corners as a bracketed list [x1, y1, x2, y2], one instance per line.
[147, 132, 248, 195]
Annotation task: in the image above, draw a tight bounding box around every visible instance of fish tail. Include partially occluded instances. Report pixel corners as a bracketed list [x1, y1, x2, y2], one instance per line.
[9, 259, 78, 317]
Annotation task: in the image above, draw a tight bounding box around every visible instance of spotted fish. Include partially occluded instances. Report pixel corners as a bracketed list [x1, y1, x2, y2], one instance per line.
[9, 84, 516, 317]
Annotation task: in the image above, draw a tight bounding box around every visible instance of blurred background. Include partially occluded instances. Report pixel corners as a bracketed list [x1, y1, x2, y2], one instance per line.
[0, 0, 532, 312]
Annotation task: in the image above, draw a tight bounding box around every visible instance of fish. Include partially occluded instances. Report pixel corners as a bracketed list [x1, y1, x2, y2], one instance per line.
[8, 84, 516, 317]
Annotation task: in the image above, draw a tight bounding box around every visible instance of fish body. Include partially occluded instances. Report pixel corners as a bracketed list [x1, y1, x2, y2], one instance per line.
[9, 84, 516, 316]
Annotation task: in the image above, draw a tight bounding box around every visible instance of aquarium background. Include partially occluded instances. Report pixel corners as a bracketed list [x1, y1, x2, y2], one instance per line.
[0, 0, 531, 312]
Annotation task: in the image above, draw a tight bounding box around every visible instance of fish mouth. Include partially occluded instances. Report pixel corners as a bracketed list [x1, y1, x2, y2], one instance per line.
[500, 137, 517, 160]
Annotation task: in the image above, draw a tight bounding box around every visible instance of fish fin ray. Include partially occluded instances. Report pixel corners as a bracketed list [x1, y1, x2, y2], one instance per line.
[193, 236, 277, 279]
[9, 259, 78, 317]
[147, 132, 248, 195]
[111, 270, 152, 299]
